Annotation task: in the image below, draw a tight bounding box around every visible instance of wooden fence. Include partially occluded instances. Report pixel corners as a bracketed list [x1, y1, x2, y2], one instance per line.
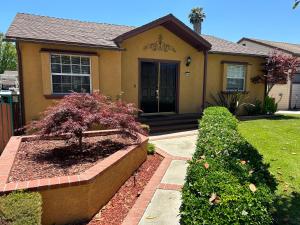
[0, 103, 13, 152]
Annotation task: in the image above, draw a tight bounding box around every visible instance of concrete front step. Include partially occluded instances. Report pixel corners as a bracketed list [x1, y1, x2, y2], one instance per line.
[139, 113, 201, 133]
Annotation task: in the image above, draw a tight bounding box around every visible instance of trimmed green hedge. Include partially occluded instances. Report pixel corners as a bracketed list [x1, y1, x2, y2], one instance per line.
[180, 107, 276, 225]
[0, 191, 42, 225]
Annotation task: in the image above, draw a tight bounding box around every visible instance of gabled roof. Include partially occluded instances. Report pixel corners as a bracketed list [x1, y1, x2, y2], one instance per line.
[5, 13, 134, 49]
[238, 37, 300, 56]
[114, 14, 211, 51]
[203, 35, 267, 57]
[6, 13, 266, 56]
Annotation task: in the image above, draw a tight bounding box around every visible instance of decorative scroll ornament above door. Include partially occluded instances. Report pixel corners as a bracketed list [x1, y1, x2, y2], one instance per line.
[143, 35, 176, 53]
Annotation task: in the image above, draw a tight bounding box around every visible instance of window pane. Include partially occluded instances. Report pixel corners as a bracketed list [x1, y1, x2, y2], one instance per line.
[50, 54, 91, 94]
[62, 84, 72, 93]
[81, 66, 90, 74]
[72, 65, 80, 74]
[81, 57, 90, 65]
[51, 55, 61, 64]
[72, 84, 81, 92]
[227, 78, 244, 91]
[53, 84, 62, 93]
[72, 76, 81, 85]
[81, 85, 90, 93]
[227, 65, 246, 79]
[62, 76, 71, 83]
[51, 64, 61, 73]
[61, 56, 71, 64]
[52, 75, 62, 83]
[82, 76, 90, 85]
[71, 56, 80, 65]
[62, 65, 71, 74]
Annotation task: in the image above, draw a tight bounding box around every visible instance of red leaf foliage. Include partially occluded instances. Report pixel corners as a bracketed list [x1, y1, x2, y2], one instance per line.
[252, 52, 300, 93]
[27, 92, 146, 145]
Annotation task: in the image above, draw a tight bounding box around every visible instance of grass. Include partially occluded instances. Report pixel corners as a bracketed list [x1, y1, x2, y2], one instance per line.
[239, 114, 300, 225]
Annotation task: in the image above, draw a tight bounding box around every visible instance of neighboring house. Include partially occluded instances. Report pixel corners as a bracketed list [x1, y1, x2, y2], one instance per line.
[238, 38, 300, 110]
[0, 71, 19, 93]
[5, 13, 266, 125]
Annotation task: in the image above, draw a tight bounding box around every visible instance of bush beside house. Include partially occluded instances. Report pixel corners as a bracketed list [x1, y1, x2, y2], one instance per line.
[0, 191, 42, 225]
[180, 107, 276, 225]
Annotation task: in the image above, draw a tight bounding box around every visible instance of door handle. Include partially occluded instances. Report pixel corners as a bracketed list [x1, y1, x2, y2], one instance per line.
[156, 89, 159, 99]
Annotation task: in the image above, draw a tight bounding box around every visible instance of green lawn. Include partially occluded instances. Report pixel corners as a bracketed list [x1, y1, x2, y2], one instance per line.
[239, 115, 300, 225]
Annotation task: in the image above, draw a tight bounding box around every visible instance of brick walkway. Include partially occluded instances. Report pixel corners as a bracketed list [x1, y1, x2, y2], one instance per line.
[122, 130, 197, 225]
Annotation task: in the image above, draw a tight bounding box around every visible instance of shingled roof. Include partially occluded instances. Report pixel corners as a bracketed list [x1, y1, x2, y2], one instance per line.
[238, 38, 300, 56]
[5, 13, 134, 49]
[202, 35, 266, 56]
[6, 13, 266, 56]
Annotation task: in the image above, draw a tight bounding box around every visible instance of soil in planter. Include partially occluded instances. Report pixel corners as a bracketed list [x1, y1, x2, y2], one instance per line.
[82, 153, 163, 225]
[8, 134, 136, 182]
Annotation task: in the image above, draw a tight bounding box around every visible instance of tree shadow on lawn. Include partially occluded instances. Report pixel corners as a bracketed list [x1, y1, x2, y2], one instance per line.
[273, 192, 300, 225]
[239, 114, 300, 122]
[267, 115, 300, 121]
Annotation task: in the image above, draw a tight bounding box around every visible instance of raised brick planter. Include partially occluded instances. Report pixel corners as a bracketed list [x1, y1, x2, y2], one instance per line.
[0, 130, 148, 225]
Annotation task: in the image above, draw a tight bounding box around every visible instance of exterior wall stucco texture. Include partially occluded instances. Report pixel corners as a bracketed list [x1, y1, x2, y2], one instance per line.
[20, 27, 265, 122]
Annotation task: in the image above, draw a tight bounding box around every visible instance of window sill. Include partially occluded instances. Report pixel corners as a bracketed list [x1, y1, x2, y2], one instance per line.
[44, 94, 66, 99]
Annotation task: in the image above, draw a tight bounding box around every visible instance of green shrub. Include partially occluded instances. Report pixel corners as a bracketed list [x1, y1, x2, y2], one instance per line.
[244, 99, 263, 115]
[0, 191, 42, 225]
[147, 143, 155, 155]
[263, 96, 278, 115]
[180, 106, 276, 225]
[210, 92, 248, 115]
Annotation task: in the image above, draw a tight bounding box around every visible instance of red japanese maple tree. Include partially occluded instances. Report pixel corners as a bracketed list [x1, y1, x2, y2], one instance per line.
[27, 92, 145, 149]
[252, 52, 300, 95]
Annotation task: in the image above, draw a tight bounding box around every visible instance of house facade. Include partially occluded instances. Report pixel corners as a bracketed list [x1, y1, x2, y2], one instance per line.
[6, 13, 266, 124]
[238, 38, 300, 110]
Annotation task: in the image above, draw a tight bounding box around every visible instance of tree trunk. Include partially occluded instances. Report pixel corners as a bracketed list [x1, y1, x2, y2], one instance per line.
[78, 134, 83, 150]
[266, 83, 274, 96]
[193, 22, 201, 34]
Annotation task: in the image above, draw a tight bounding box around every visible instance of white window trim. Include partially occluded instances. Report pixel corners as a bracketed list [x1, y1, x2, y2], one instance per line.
[226, 64, 247, 92]
[50, 53, 92, 94]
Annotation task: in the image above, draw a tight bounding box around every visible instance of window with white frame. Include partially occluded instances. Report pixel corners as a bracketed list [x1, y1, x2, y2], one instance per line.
[50, 54, 91, 94]
[226, 64, 246, 91]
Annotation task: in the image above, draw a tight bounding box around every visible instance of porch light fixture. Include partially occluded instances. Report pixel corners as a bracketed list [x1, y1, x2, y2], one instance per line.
[186, 56, 192, 67]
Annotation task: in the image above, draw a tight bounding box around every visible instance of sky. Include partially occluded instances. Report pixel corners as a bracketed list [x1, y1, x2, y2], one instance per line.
[1, 0, 300, 44]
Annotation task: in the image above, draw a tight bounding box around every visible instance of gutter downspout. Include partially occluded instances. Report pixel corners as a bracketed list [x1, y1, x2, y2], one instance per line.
[202, 50, 208, 111]
[16, 42, 25, 127]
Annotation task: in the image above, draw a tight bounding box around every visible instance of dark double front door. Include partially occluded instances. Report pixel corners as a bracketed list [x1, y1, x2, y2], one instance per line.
[140, 61, 178, 114]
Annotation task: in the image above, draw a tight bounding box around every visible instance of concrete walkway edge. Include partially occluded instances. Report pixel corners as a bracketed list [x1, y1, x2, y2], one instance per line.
[121, 147, 191, 225]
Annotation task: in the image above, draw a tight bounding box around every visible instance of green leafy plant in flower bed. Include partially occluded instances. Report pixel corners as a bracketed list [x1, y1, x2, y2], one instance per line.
[147, 143, 156, 155]
[180, 107, 277, 225]
[0, 191, 42, 225]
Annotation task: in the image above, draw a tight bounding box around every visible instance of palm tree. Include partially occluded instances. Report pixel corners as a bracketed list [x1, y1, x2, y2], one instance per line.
[293, 0, 300, 9]
[189, 7, 206, 34]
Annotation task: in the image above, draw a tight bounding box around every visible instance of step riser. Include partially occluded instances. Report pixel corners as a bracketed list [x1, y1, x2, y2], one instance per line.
[138, 114, 201, 133]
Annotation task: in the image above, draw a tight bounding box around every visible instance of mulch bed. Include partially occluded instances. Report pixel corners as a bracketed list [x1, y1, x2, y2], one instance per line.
[8, 134, 136, 182]
[84, 153, 163, 225]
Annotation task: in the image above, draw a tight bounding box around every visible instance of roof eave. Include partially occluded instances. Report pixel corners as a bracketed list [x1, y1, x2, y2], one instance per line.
[114, 14, 212, 51]
[208, 50, 267, 58]
[237, 37, 298, 56]
[4, 36, 125, 51]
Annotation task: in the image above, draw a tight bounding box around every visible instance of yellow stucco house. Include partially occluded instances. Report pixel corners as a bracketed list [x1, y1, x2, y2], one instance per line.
[6, 13, 266, 129]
